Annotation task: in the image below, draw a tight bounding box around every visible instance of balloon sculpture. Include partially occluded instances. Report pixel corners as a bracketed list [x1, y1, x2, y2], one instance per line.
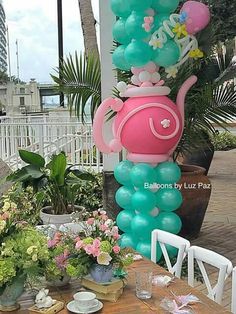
[93, 0, 210, 261]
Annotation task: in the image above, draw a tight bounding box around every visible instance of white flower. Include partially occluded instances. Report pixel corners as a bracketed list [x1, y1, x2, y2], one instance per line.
[26, 245, 38, 255]
[161, 119, 171, 129]
[97, 252, 112, 266]
[2, 201, 10, 212]
[32, 254, 38, 262]
[165, 67, 178, 79]
[0, 220, 6, 232]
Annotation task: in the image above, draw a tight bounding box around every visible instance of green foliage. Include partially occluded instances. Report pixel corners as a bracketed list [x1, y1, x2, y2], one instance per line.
[7, 151, 96, 215]
[212, 131, 236, 151]
[0, 184, 43, 226]
[75, 172, 103, 211]
[51, 52, 101, 122]
[169, 38, 236, 159]
[0, 207, 49, 288]
[205, 0, 236, 44]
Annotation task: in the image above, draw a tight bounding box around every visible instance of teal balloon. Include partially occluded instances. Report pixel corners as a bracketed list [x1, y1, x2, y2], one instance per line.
[155, 162, 181, 184]
[156, 188, 182, 211]
[136, 240, 162, 261]
[129, 0, 152, 11]
[119, 233, 138, 249]
[116, 209, 135, 233]
[110, 0, 131, 18]
[154, 14, 169, 29]
[152, 0, 180, 13]
[165, 244, 178, 258]
[130, 163, 156, 188]
[124, 40, 152, 67]
[131, 190, 156, 214]
[115, 186, 135, 209]
[153, 40, 180, 67]
[155, 212, 182, 234]
[114, 160, 134, 186]
[125, 12, 150, 40]
[113, 18, 131, 45]
[112, 45, 131, 70]
[131, 214, 156, 240]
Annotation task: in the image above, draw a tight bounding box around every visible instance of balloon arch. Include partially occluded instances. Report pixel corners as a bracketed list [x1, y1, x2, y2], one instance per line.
[93, 0, 210, 261]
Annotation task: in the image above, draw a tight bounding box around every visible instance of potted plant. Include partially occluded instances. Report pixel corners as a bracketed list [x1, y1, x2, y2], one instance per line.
[74, 210, 133, 283]
[167, 39, 236, 238]
[7, 150, 96, 227]
[0, 204, 49, 311]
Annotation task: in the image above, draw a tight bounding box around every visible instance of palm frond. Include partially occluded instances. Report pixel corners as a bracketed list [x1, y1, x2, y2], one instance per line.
[51, 52, 101, 123]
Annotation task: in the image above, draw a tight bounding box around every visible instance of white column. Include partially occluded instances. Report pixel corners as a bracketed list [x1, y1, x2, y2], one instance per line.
[99, 0, 119, 171]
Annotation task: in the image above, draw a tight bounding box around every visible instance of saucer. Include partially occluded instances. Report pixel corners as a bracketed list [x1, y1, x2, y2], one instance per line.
[67, 300, 103, 313]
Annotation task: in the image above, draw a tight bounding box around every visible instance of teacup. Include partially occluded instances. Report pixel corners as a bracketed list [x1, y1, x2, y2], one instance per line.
[73, 291, 98, 310]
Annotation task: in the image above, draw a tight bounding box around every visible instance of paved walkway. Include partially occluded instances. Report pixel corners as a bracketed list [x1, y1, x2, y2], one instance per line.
[192, 149, 236, 311]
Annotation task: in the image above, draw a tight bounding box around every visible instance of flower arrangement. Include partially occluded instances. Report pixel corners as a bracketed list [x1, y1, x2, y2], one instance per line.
[45, 230, 87, 281]
[74, 210, 133, 278]
[0, 183, 43, 226]
[0, 203, 49, 293]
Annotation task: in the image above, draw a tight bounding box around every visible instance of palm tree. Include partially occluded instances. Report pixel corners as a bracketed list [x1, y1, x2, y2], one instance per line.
[51, 52, 101, 122]
[78, 0, 99, 57]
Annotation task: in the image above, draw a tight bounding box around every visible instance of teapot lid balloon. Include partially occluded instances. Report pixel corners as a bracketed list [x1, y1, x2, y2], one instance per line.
[117, 62, 171, 98]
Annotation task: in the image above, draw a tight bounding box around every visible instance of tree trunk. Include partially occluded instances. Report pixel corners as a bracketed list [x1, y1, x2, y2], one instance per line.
[78, 0, 99, 57]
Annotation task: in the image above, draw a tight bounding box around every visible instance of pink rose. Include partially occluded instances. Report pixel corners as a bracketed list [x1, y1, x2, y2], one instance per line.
[113, 245, 121, 254]
[93, 239, 101, 248]
[75, 240, 84, 250]
[87, 218, 95, 225]
[47, 239, 57, 248]
[100, 224, 108, 232]
[84, 244, 94, 255]
[92, 247, 100, 257]
[2, 212, 9, 220]
[101, 214, 108, 221]
[113, 233, 120, 240]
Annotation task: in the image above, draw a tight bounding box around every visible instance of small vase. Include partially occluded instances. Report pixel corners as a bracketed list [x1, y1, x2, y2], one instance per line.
[46, 273, 71, 287]
[89, 264, 113, 283]
[0, 274, 26, 312]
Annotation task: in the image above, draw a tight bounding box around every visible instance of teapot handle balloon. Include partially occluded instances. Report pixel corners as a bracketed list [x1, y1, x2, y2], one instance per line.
[93, 97, 124, 153]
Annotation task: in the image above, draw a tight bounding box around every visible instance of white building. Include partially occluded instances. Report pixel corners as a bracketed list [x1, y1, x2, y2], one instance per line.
[0, 79, 41, 114]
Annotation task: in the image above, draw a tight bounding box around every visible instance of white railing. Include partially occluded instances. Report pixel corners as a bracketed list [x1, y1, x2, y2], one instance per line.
[0, 115, 102, 171]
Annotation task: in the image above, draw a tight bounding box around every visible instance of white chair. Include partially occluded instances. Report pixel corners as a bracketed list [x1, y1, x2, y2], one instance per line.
[188, 246, 233, 305]
[231, 266, 236, 313]
[151, 229, 190, 278]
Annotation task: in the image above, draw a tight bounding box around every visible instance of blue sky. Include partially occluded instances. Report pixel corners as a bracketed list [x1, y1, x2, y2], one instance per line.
[4, 0, 99, 83]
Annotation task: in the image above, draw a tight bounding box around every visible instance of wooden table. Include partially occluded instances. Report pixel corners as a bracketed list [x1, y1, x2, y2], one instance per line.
[9, 258, 231, 314]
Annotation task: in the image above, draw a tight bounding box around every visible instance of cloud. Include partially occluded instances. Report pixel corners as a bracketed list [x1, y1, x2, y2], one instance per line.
[3, 0, 99, 82]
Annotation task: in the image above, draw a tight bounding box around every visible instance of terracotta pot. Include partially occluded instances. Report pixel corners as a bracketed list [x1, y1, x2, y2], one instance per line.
[176, 165, 212, 239]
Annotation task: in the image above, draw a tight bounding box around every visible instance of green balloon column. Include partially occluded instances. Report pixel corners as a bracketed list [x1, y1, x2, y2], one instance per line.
[115, 161, 182, 261]
[93, 0, 210, 261]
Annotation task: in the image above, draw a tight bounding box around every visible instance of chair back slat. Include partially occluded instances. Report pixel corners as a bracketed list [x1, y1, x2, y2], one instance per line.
[151, 229, 190, 278]
[188, 246, 232, 305]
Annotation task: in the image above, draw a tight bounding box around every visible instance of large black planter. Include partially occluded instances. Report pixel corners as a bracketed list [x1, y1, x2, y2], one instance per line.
[176, 165, 212, 239]
[183, 145, 214, 175]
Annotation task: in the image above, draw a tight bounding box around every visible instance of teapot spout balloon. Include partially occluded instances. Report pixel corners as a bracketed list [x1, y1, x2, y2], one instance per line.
[176, 75, 197, 128]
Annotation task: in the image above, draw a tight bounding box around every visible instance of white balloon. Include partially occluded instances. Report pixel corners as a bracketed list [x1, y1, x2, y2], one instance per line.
[131, 75, 141, 86]
[117, 81, 127, 92]
[150, 207, 160, 217]
[139, 70, 151, 83]
[151, 72, 161, 83]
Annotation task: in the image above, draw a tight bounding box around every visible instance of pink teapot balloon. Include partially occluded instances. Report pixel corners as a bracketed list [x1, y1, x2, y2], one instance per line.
[93, 74, 197, 164]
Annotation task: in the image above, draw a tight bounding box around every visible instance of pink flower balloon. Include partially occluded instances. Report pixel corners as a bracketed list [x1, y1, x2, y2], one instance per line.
[181, 1, 210, 35]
